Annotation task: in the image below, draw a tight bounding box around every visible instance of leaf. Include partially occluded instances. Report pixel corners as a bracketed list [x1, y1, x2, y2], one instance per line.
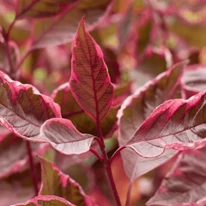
[39, 157, 95, 206]
[52, 83, 124, 137]
[16, 0, 79, 19]
[31, 0, 113, 49]
[40, 118, 95, 155]
[182, 65, 206, 98]
[137, 47, 172, 77]
[128, 91, 206, 152]
[147, 148, 206, 206]
[0, 71, 61, 139]
[118, 61, 185, 179]
[0, 162, 41, 205]
[15, 195, 74, 206]
[69, 18, 114, 123]
[0, 130, 47, 178]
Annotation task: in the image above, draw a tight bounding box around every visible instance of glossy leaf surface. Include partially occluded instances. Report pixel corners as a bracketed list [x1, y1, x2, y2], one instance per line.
[70, 18, 114, 123]
[147, 148, 206, 206]
[40, 118, 95, 155]
[15, 195, 74, 206]
[31, 0, 112, 48]
[0, 71, 61, 139]
[39, 158, 95, 206]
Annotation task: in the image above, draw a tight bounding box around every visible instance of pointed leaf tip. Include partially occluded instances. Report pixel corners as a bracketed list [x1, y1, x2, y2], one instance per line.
[69, 18, 114, 123]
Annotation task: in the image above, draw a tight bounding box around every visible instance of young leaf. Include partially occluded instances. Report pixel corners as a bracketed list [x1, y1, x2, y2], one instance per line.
[0, 71, 61, 139]
[31, 0, 113, 48]
[147, 148, 206, 206]
[15, 195, 74, 206]
[118, 61, 185, 179]
[16, 0, 78, 19]
[128, 91, 206, 151]
[40, 118, 95, 155]
[69, 18, 114, 123]
[39, 157, 95, 205]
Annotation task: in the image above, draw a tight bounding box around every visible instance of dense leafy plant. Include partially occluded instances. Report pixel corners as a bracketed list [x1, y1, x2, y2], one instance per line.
[0, 0, 206, 205]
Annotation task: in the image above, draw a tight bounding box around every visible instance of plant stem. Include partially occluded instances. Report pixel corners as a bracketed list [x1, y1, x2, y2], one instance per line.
[90, 148, 103, 162]
[96, 124, 121, 206]
[26, 141, 39, 196]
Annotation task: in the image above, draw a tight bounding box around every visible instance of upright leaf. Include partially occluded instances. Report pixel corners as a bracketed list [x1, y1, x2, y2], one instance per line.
[0, 71, 61, 139]
[69, 18, 114, 123]
[39, 158, 95, 206]
[40, 118, 95, 155]
[118, 62, 185, 179]
[31, 0, 113, 48]
[147, 148, 206, 206]
[128, 91, 206, 151]
[16, 0, 79, 19]
[15, 195, 74, 206]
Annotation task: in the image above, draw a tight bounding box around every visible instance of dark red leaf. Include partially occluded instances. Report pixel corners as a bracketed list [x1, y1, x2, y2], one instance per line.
[69, 18, 114, 123]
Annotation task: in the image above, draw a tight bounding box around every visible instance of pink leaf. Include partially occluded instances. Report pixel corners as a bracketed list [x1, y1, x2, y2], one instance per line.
[0, 71, 61, 139]
[31, 0, 113, 49]
[39, 157, 96, 205]
[15, 195, 74, 206]
[128, 91, 206, 152]
[69, 18, 114, 123]
[0, 130, 48, 178]
[182, 64, 206, 98]
[40, 118, 95, 155]
[118, 61, 186, 179]
[147, 148, 206, 206]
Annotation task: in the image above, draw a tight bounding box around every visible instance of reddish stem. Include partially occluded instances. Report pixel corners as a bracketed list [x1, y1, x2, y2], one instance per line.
[90, 148, 103, 162]
[26, 141, 39, 196]
[96, 123, 121, 206]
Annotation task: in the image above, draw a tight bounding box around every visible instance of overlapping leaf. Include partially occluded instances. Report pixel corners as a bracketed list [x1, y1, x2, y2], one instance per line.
[39, 158, 95, 205]
[15, 195, 74, 206]
[128, 91, 206, 152]
[52, 82, 128, 137]
[118, 62, 185, 179]
[16, 0, 79, 19]
[147, 148, 206, 206]
[0, 130, 47, 178]
[31, 0, 113, 48]
[0, 71, 61, 139]
[69, 18, 114, 123]
[40, 118, 95, 155]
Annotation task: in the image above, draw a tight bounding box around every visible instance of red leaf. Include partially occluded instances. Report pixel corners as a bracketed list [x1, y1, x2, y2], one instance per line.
[40, 118, 95, 155]
[39, 157, 96, 205]
[69, 18, 114, 123]
[128, 91, 206, 152]
[147, 149, 206, 206]
[0, 71, 61, 139]
[15, 195, 74, 206]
